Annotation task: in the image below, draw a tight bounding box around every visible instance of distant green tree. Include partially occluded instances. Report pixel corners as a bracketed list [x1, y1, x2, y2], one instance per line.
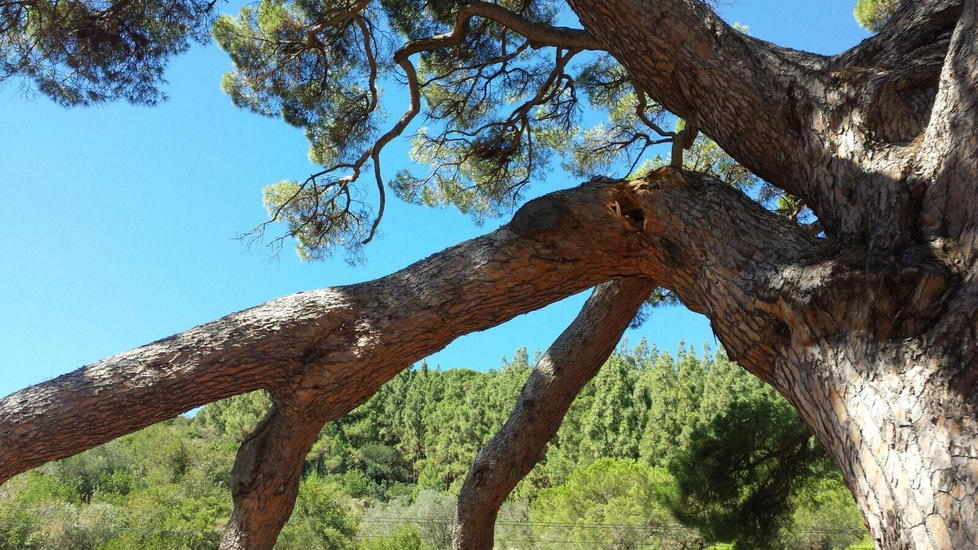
[359, 490, 455, 550]
[484, 349, 534, 430]
[635, 346, 706, 467]
[670, 395, 827, 549]
[782, 475, 867, 550]
[352, 444, 412, 493]
[578, 355, 641, 461]
[277, 474, 358, 550]
[415, 369, 487, 489]
[396, 366, 433, 475]
[853, 0, 899, 31]
[360, 524, 432, 550]
[192, 391, 273, 442]
[530, 458, 697, 550]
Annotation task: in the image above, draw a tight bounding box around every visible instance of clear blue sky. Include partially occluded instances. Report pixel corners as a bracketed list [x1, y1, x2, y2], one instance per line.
[0, 1, 869, 399]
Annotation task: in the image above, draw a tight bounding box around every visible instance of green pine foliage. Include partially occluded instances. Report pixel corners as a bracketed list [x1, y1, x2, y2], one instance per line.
[0, 344, 867, 548]
[0, 0, 218, 105]
[853, 0, 898, 31]
[529, 458, 700, 549]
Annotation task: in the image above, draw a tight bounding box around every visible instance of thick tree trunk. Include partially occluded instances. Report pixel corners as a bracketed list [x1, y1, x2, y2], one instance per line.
[774, 334, 978, 549]
[452, 277, 654, 549]
[559, 1, 978, 547]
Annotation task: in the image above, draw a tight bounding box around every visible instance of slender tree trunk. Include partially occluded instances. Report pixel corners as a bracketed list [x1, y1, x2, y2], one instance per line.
[220, 402, 327, 549]
[452, 278, 654, 549]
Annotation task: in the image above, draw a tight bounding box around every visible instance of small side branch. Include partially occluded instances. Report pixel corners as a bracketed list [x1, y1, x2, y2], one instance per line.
[670, 122, 698, 168]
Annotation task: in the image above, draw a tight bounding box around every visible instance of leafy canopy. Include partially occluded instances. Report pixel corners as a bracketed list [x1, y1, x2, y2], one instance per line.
[1, 1, 876, 258]
[0, 0, 218, 105]
[212, 0, 721, 260]
[212, 0, 827, 262]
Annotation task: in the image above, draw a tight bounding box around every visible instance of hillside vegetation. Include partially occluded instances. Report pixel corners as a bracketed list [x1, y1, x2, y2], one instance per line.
[0, 344, 869, 549]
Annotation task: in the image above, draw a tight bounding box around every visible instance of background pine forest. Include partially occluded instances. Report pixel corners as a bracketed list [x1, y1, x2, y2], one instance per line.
[0, 343, 873, 549]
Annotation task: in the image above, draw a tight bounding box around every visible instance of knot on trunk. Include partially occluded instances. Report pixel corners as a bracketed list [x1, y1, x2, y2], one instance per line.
[510, 196, 565, 235]
[778, 244, 957, 342]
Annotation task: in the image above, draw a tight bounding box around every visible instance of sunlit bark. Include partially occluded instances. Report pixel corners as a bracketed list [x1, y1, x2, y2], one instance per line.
[452, 277, 655, 549]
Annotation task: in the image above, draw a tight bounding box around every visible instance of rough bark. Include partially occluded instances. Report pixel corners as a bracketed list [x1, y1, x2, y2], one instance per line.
[768, 4, 978, 548]
[0, 179, 652, 482]
[451, 277, 655, 549]
[212, 169, 817, 549]
[0, 168, 814, 548]
[773, 337, 978, 549]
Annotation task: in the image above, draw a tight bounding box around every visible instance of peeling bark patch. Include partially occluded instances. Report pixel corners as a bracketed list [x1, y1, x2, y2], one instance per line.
[510, 196, 565, 235]
[606, 187, 646, 231]
[640, 166, 688, 190]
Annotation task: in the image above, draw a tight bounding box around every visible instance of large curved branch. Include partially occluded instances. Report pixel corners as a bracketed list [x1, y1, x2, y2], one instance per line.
[566, 0, 825, 198]
[0, 169, 817, 485]
[0, 180, 646, 482]
[452, 277, 655, 549]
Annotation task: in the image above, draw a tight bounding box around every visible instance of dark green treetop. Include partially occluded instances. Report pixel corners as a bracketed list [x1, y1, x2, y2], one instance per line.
[1, 0, 219, 105]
